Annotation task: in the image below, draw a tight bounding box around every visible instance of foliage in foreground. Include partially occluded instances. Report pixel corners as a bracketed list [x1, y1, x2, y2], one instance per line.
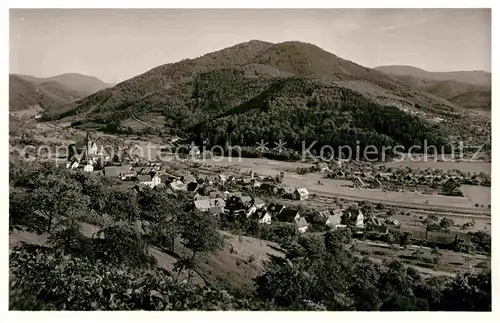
[9, 244, 246, 311]
[8, 161, 491, 311]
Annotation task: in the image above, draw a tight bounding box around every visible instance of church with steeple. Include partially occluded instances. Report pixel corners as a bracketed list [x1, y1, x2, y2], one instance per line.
[67, 132, 100, 163]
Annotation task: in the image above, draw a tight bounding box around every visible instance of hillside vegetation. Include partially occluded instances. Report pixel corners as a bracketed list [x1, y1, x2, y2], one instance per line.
[45, 41, 488, 153]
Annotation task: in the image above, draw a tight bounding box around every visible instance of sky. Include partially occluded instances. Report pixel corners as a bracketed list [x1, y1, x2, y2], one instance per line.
[9, 9, 491, 83]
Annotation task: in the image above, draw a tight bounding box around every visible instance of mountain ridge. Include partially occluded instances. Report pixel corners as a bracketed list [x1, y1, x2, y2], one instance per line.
[9, 72, 112, 111]
[44, 40, 489, 153]
[374, 65, 491, 87]
[375, 65, 491, 110]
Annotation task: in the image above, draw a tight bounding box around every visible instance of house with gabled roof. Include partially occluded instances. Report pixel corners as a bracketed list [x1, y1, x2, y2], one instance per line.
[314, 210, 331, 224]
[104, 165, 133, 179]
[326, 214, 343, 229]
[245, 197, 267, 218]
[256, 210, 272, 224]
[137, 173, 161, 188]
[318, 209, 342, 229]
[295, 216, 309, 233]
[170, 180, 187, 191]
[194, 198, 226, 214]
[426, 231, 457, 247]
[293, 187, 309, 200]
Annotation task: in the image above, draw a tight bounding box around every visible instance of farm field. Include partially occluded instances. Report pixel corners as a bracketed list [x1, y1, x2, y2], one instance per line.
[383, 160, 491, 175]
[195, 156, 490, 215]
[200, 156, 314, 176]
[283, 174, 479, 210]
[461, 185, 491, 208]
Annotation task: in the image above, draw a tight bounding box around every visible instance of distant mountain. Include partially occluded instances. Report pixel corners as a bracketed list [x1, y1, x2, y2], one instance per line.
[44, 40, 488, 153]
[374, 65, 491, 87]
[10, 73, 112, 111]
[16, 73, 110, 96]
[9, 74, 81, 111]
[374, 65, 491, 110]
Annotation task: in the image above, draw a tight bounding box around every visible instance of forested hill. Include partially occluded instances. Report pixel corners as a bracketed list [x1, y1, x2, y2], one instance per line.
[45, 40, 488, 153]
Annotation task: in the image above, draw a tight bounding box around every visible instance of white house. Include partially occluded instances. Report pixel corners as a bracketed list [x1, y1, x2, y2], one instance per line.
[70, 161, 79, 170]
[150, 174, 161, 187]
[295, 216, 309, 233]
[257, 211, 272, 224]
[325, 210, 343, 229]
[189, 144, 201, 159]
[343, 204, 365, 229]
[355, 211, 364, 228]
[293, 188, 309, 201]
[139, 174, 162, 188]
[83, 164, 94, 172]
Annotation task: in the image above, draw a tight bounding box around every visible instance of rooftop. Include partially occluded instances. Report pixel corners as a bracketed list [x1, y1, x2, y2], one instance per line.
[296, 187, 309, 195]
[104, 166, 131, 177]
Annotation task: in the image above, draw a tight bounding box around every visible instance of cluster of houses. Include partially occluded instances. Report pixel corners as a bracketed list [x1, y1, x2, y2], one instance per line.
[65, 133, 109, 172]
[326, 166, 490, 193]
[189, 183, 313, 232]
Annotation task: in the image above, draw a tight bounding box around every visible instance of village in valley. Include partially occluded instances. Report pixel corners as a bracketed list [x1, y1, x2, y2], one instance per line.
[54, 130, 491, 278]
[8, 8, 492, 311]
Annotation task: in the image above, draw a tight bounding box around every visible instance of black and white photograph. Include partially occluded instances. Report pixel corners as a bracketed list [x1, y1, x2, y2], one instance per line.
[6, 4, 494, 313]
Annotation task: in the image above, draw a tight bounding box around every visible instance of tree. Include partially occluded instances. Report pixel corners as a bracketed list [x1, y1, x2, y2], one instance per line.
[443, 178, 461, 196]
[439, 217, 454, 233]
[399, 232, 411, 249]
[431, 247, 441, 267]
[424, 214, 439, 231]
[411, 248, 424, 261]
[359, 201, 374, 216]
[440, 270, 491, 311]
[103, 187, 140, 222]
[176, 210, 224, 283]
[28, 172, 89, 233]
